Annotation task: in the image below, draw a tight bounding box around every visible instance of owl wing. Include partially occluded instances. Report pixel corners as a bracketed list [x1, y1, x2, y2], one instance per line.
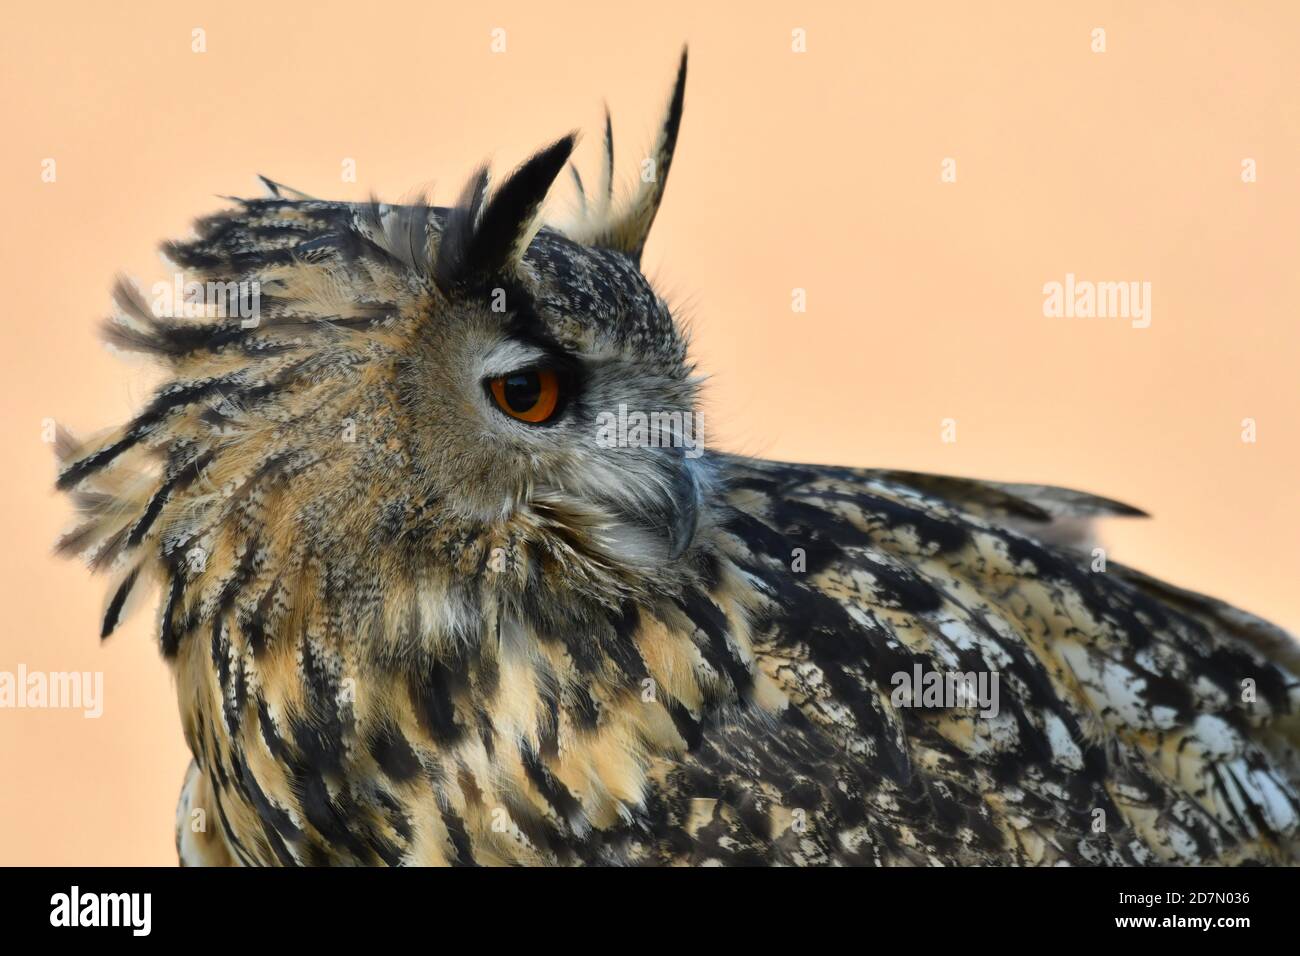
[688, 454, 1300, 865]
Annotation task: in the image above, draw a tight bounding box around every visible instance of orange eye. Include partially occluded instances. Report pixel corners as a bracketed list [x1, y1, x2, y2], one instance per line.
[488, 368, 562, 424]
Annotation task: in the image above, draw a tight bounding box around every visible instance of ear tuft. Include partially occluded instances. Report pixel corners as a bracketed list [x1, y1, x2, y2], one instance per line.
[571, 47, 687, 264]
[436, 134, 577, 290]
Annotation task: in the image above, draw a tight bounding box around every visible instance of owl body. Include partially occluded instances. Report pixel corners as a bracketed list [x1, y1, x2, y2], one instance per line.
[59, 54, 1300, 866]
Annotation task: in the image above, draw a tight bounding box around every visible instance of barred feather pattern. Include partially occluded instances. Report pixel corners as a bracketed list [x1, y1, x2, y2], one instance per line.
[56, 57, 1300, 866]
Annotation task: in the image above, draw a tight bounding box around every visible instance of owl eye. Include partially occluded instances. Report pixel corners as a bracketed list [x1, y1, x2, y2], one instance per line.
[487, 367, 562, 424]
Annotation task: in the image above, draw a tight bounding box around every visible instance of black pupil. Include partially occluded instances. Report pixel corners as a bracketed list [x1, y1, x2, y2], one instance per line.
[502, 371, 541, 412]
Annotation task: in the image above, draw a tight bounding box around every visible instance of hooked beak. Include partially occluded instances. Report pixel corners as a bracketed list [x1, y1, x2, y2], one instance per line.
[664, 457, 701, 560]
[603, 452, 701, 563]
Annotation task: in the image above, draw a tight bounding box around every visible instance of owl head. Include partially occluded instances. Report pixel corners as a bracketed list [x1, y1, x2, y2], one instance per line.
[57, 51, 720, 655]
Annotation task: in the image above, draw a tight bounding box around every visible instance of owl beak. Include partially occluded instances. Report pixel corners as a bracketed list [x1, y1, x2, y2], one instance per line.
[665, 457, 701, 561]
[599, 451, 702, 564]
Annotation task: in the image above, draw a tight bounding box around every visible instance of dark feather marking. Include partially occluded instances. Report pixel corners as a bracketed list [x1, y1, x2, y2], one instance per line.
[375, 790, 414, 844]
[209, 784, 258, 867]
[368, 719, 422, 782]
[439, 802, 477, 866]
[680, 588, 754, 696]
[297, 770, 371, 861]
[409, 656, 467, 745]
[601, 106, 614, 204]
[160, 571, 187, 657]
[779, 492, 969, 555]
[127, 451, 214, 550]
[294, 641, 348, 778]
[228, 749, 301, 865]
[211, 616, 230, 692]
[57, 375, 244, 490]
[243, 576, 281, 657]
[256, 696, 288, 762]
[521, 744, 582, 824]
[101, 567, 140, 639]
[664, 698, 703, 750]
[568, 162, 587, 214]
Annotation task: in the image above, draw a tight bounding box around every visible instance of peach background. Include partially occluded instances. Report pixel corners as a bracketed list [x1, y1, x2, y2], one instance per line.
[1, 1, 1296, 865]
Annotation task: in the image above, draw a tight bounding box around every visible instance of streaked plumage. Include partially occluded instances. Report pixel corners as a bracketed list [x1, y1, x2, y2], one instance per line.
[57, 51, 1300, 866]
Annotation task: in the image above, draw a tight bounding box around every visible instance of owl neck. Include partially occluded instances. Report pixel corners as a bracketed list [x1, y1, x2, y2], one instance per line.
[177, 516, 778, 863]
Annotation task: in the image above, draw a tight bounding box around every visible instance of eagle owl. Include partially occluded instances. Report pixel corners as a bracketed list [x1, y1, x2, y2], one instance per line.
[57, 52, 1300, 866]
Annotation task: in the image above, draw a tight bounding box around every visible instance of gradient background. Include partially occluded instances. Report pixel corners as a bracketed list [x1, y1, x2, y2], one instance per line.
[2, 1, 1296, 865]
